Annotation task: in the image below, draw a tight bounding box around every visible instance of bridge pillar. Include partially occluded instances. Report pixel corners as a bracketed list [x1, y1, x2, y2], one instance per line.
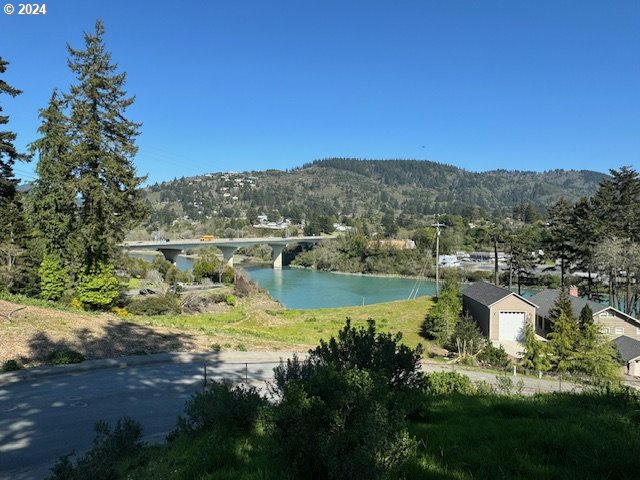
[218, 246, 238, 268]
[269, 244, 285, 270]
[158, 248, 181, 265]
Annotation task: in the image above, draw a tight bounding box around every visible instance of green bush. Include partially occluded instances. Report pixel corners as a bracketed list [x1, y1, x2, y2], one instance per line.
[49, 350, 85, 365]
[272, 365, 415, 480]
[270, 319, 422, 478]
[127, 294, 181, 316]
[296, 318, 424, 392]
[224, 294, 237, 306]
[2, 359, 20, 372]
[39, 256, 68, 302]
[424, 371, 476, 395]
[48, 416, 143, 480]
[173, 380, 266, 436]
[477, 343, 511, 368]
[75, 263, 120, 310]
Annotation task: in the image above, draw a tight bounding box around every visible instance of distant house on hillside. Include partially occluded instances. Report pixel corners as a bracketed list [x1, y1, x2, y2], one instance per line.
[530, 288, 640, 341]
[462, 282, 537, 344]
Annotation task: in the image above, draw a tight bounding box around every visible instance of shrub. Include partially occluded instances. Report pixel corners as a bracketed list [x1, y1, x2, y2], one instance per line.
[235, 343, 247, 351]
[110, 306, 128, 318]
[224, 293, 237, 306]
[221, 267, 235, 284]
[70, 297, 83, 310]
[48, 416, 143, 480]
[49, 350, 85, 365]
[174, 380, 265, 435]
[477, 343, 511, 368]
[302, 318, 424, 392]
[127, 294, 181, 316]
[423, 371, 475, 395]
[39, 256, 68, 302]
[270, 319, 422, 478]
[272, 365, 415, 480]
[75, 263, 120, 310]
[2, 359, 20, 372]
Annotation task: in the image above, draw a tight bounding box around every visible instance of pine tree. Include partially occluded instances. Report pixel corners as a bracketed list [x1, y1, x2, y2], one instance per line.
[521, 322, 551, 372]
[65, 21, 147, 269]
[578, 304, 593, 328]
[547, 292, 580, 374]
[29, 90, 78, 263]
[0, 57, 28, 203]
[0, 57, 32, 292]
[545, 197, 576, 288]
[576, 320, 619, 381]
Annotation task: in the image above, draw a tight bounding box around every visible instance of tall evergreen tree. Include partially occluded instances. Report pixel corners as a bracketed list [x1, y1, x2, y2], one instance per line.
[0, 57, 32, 292]
[29, 90, 77, 263]
[547, 291, 580, 374]
[65, 21, 147, 269]
[576, 308, 619, 382]
[545, 197, 576, 288]
[521, 322, 551, 373]
[570, 198, 599, 299]
[0, 57, 28, 203]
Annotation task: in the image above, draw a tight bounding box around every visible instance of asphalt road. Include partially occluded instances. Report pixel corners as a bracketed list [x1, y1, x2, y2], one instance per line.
[0, 352, 291, 480]
[0, 352, 579, 480]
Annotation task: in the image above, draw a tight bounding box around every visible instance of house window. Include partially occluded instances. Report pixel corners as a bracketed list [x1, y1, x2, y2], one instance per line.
[599, 311, 613, 318]
[636, 327, 640, 336]
[600, 327, 610, 334]
[615, 327, 624, 335]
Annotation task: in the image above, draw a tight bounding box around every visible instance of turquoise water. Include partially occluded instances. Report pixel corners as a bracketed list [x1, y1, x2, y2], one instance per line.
[129, 253, 537, 309]
[245, 266, 435, 309]
[129, 253, 434, 308]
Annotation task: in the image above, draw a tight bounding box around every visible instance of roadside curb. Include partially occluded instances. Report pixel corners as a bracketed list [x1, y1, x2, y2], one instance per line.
[0, 350, 303, 386]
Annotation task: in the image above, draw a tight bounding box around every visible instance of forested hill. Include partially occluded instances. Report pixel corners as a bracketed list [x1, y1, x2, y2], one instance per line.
[142, 158, 607, 230]
[307, 158, 605, 197]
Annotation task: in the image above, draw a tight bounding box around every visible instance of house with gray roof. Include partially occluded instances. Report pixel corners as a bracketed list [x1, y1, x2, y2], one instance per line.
[462, 282, 537, 345]
[529, 289, 640, 341]
[612, 335, 640, 377]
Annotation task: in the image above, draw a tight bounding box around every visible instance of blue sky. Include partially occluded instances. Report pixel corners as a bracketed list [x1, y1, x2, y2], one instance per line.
[2, 0, 638, 185]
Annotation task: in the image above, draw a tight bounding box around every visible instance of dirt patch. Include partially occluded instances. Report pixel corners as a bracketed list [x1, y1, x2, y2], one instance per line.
[0, 299, 292, 367]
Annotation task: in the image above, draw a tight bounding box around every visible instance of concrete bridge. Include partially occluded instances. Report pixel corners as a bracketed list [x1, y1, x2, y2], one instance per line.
[122, 235, 337, 269]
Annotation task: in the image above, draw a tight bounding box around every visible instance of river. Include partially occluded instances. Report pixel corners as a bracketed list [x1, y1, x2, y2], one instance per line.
[130, 253, 435, 308]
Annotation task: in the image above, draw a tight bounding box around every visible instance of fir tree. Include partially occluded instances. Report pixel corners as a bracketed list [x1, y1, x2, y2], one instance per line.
[0, 56, 28, 203]
[547, 292, 580, 374]
[520, 322, 551, 372]
[65, 21, 147, 269]
[29, 90, 78, 263]
[0, 57, 32, 292]
[578, 304, 593, 328]
[545, 198, 576, 288]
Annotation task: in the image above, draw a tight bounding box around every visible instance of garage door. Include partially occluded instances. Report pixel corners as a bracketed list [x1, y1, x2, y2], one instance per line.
[498, 311, 526, 341]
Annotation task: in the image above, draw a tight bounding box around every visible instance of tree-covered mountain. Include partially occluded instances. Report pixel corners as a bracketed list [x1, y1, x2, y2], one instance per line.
[141, 158, 608, 231]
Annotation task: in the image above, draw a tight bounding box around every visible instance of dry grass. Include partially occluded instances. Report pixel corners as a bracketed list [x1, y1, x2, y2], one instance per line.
[0, 294, 433, 367]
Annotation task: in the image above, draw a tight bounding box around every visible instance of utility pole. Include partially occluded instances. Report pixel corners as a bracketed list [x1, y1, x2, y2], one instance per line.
[432, 218, 446, 298]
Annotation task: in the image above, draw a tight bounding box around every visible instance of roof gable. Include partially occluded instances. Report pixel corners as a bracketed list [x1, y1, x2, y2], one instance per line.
[612, 336, 640, 362]
[463, 282, 537, 308]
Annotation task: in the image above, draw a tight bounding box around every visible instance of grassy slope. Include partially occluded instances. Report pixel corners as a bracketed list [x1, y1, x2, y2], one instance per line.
[115, 392, 640, 480]
[0, 294, 432, 365]
[129, 295, 432, 350]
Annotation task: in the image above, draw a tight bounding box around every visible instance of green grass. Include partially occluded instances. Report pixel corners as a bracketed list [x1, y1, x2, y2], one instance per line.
[113, 392, 640, 480]
[129, 296, 433, 349]
[403, 393, 640, 479]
